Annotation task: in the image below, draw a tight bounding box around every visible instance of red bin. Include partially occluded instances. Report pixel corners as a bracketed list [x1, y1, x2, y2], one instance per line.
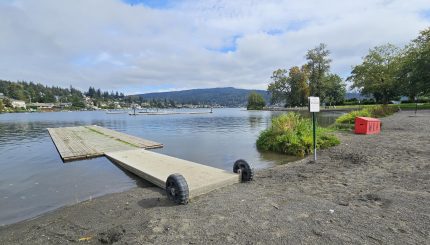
[354, 117, 381, 134]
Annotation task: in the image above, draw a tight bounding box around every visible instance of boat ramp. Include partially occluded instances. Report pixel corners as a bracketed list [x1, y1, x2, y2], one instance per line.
[48, 125, 253, 204]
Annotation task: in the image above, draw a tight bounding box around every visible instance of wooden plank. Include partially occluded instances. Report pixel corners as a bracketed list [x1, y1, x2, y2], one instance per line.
[105, 149, 239, 199]
[47, 126, 163, 162]
[86, 125, 163, 149]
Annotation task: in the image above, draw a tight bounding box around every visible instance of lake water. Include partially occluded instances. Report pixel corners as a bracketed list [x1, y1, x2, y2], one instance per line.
[0, 108, 342, 225]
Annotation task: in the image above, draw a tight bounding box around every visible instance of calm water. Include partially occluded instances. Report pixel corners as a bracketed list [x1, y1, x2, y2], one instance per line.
[0, 108, 342, 225]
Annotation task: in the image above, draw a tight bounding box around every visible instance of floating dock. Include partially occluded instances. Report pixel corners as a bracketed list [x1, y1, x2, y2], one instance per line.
[47, 125, 163, 161]
[48, 125, 245, 203]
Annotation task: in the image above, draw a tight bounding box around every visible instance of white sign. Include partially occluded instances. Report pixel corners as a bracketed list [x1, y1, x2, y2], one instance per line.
[309, 97, 320, 112]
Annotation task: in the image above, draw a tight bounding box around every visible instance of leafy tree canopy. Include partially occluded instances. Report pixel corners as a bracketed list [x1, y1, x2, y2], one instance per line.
[247, 92, 266, 110]
[348, 44, 402, 104]
[268, 43, 345, 107]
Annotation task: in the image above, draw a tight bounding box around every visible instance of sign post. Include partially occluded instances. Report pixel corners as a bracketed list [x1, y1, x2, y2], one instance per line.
[308, 97, 320, 162]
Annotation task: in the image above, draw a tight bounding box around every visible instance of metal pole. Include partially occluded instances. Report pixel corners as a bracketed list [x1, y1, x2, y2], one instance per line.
[415, 97, 418, 116]
[313, 112, 317, 162]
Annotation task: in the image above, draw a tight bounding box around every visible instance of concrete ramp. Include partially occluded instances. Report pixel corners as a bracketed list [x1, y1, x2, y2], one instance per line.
[105, 149, 239, 198]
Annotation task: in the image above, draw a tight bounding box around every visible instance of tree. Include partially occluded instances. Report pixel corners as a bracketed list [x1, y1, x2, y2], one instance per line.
[287, 66, 309, 106]
[0, 100, 4, 112]
[348, 44, 402, 104]
[267, 67, 309, 107]
[267, 69, 289, 105]
[87, 87, 96, 97]
[398, 28, 430, 99]
[267, 69, 291, 104]
[247, 92, 266, 110]
[305, 43, 331, 100]
[71, 95, 85, 108]
[3, 98, 12, 108]
[323, 74, 346, 106]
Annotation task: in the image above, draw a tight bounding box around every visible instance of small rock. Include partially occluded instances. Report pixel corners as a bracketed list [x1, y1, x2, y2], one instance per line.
[337, 201, 349, 206]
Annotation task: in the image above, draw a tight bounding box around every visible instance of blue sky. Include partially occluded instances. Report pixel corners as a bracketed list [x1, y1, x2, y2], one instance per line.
[0, 0, 429, 94]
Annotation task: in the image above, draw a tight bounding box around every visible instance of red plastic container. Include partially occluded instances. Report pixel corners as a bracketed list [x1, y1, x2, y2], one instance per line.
[354, 117, 381, 134]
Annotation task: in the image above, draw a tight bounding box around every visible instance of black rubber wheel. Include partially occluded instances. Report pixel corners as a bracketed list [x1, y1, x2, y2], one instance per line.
[233, 159, 254, 182]
[166, 174, 189, 205]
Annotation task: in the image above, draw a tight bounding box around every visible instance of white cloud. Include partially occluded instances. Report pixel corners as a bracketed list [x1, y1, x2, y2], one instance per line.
[0, 0, 429, 94]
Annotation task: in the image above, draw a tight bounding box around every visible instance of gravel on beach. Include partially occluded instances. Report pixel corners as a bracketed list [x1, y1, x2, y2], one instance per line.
[1, 110, 429, 244]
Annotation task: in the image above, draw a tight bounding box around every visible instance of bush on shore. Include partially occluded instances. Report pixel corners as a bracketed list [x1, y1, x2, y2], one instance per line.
[256, 112, 340, 157]
[247, 92, 266, 110]
[335, 105, 398, 124]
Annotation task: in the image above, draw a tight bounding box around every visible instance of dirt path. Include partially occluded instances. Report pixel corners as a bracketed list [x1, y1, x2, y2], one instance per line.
[1, 110, 429, 244]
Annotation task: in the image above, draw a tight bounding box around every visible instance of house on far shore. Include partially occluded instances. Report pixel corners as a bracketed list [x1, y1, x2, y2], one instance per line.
[58, 102, 72, 109]
[29, 102, 54, 111]
[0, 93, 5, 99]
[11, 100, 26, 109]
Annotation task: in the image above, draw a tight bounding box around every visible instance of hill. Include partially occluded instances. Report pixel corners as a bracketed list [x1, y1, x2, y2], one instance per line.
[135, 87, 270, 107]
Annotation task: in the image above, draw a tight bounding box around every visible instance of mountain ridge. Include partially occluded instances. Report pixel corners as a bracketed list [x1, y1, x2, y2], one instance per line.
[134, 87, 270, 107]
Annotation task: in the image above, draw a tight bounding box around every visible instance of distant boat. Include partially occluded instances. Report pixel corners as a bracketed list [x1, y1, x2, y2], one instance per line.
[106, 111, 127, 114]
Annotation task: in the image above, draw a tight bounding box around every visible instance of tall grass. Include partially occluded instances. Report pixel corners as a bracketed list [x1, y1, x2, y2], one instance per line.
[256, 112, 340, 157]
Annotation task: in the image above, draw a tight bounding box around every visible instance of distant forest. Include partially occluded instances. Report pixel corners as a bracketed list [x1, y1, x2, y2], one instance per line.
[134, 87, 271, 107]
[0, 80, 125, 107]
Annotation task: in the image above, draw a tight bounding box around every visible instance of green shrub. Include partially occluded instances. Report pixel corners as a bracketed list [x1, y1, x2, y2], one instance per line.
[256, 113, 340, 157]
[335, 105, 398, 125]
[335, 109, 372, 124]
[368, 105, 398, 117]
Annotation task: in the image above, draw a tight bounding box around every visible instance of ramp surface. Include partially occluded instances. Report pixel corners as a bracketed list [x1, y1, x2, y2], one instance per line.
[105, 149, 239, 198]
[48, 125, 163, 161]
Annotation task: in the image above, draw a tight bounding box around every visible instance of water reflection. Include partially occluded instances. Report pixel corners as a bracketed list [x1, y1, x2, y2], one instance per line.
[248, 115, 265, 129]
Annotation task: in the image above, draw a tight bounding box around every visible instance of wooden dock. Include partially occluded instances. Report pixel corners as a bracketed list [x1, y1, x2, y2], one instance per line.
[48, 125, 249, 203]
[47, 125, 163, 161]
[105, 149, 239, 198]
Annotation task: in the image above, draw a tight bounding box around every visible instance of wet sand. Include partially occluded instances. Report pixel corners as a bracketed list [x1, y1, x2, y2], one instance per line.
[1, 110, 429, 244]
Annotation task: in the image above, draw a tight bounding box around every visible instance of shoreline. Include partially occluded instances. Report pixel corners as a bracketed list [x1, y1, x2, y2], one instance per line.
[1, 110, 429, 244]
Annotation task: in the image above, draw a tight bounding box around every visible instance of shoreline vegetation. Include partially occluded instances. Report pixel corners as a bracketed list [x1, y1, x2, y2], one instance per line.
[334, 105, 398, 128]
[256, 112, 340, 157]
[256, 105, 401, 157]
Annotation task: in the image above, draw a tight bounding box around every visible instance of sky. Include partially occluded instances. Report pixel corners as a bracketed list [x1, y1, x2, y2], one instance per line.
[0, 0, 429, 95]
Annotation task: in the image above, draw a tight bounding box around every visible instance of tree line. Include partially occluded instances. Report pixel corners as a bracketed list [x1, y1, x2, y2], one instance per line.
[0, 80, 126, 109]
[267, 27, 430, 107]
[268, 43, 346, 107]
[348, 28, 430, 104]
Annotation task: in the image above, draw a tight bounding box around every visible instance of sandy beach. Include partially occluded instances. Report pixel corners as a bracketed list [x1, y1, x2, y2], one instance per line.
[1, 110, 429, 244]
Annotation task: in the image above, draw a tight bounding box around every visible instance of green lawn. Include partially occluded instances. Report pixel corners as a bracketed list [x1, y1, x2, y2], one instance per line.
[333, 103, 430, 110]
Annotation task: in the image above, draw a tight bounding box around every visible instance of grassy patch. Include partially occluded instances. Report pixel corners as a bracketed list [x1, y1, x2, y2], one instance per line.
[85, 126, 139, 148]
[256, 112, 340, 157]
[335, 105, 398, 125]
[331, 103, 430, 111]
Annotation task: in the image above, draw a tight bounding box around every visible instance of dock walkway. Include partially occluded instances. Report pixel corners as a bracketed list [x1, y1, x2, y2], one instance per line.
[47, 125, 162, 161]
